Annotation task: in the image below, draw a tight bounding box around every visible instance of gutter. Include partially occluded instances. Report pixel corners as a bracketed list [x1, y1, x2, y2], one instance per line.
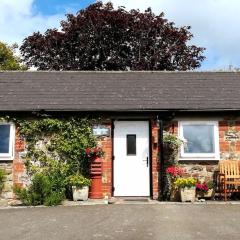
[157, 116, 164, 200]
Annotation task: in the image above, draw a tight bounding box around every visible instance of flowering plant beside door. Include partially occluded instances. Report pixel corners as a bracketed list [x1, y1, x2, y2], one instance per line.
[196, 180, 214, 199]
[174, 177, 197, 202]
[67, 174, 91, 201]
[165, 166, 185, 201]
[85, 147, 104, 160]
[162, 132, 184, 200]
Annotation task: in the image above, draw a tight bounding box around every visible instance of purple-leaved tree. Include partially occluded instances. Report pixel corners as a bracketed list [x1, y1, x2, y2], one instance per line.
[20, 1, 205, 71]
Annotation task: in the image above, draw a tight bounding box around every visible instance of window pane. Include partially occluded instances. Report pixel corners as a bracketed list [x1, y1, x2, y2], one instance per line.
[127, 135, 136, 155]
[0, 125, 10, 154]
[183, 125, 214, 153]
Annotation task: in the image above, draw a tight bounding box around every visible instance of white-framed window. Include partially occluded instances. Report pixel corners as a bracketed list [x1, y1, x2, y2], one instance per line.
[179, 121, 219, 160]
[0, 123, 15, 160]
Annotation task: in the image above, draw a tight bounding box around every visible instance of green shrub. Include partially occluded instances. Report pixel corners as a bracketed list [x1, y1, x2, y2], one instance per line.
[13, 186, 32, 206]
[67, 174, 91, 187]
[14, 173, 65, 206]
[10, 116, 103, 204]
[44, 192, 64, 206]
[0, 169, 6, 192]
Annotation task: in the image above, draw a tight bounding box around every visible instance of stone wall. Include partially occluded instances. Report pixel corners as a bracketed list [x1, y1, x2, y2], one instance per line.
[0, 163, 13, 199]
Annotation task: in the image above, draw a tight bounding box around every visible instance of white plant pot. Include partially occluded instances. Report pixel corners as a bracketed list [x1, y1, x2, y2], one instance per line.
[72, 186, 89, 201]
[180, 187, 196, 202]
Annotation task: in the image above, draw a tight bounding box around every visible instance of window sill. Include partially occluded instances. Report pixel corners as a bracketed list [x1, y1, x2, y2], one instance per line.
[0, 156, 14, 161]
[178, 157, 220, 161]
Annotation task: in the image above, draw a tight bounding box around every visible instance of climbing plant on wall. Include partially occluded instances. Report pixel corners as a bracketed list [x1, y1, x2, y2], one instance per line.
[14, 117, 99, 177]
[5, 116, 103, 206]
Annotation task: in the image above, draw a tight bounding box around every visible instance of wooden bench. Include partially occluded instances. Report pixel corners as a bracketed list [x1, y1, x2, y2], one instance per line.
[217, 160, 240, 201]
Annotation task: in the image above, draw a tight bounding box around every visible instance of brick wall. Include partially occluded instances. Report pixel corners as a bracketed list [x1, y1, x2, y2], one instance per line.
[151, 120, 159, 199]
[96, 120, 112, 198]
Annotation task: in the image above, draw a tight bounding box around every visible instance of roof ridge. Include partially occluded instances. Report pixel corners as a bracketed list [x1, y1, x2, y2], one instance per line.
[1, 70, 240, 74]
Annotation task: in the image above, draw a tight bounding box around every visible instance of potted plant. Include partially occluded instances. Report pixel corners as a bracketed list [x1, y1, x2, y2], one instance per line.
[163, 132, 183, 165]
[174, 177, 197, 202]
[196, 181, 214, 199]
[166, 166, 184, 201]
[68, 174, 91, 201]
[162, 132, 184, 200]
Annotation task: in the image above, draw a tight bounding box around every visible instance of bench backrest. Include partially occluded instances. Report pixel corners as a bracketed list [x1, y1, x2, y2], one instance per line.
[219, 160, 240, 178]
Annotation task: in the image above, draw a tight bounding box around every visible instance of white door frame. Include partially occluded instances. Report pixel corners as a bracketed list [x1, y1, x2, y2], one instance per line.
[113, 120, 151, 197]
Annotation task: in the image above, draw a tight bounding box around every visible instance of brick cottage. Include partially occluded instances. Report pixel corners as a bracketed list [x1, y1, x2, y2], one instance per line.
[0, 71, 240, 200]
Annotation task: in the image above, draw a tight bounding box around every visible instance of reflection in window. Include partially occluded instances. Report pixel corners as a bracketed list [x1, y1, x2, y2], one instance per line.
[183, 125, 214, 153]
[127, 135, 136, 155]
[0, 125, 10, 154]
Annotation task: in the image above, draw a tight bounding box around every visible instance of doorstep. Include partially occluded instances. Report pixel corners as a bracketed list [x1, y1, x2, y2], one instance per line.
[109, 197, 157, 204]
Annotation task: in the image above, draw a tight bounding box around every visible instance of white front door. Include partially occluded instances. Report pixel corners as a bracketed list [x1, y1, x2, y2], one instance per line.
[113, 121, 150, 196]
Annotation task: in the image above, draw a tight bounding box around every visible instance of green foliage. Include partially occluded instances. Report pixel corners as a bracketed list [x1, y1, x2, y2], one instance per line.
[14, 173, 65, 206]
[44, 192, 65, 206]
[162, 132, 183, 200]
[0, 42, 27, 70]
[163, 132, 183, 150]
[67, 174, 91, 187]
[15, 117, 97, 177]
[0, 169, 6, 192]
[206, 180, 214, 189]
[10, 116, 100, 206]
[13, 187, 32, 206]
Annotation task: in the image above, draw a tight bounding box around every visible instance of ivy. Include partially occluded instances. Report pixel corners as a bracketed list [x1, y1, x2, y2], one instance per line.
[11, 116, 99, 177]
[1, 115, 102, 205]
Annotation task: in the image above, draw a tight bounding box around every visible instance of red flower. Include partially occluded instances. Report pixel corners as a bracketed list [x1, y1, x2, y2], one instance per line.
[85, 148, 91, 155]
[93, 147, 98, 153]
[166, 166, 184, 177]
[196, 182, 209, 192]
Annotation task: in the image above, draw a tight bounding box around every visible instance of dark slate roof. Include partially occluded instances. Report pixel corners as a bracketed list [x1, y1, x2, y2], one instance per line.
[0, 71, 240, 112]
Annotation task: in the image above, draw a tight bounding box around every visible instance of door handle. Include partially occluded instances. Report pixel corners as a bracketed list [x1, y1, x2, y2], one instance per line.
[143, 157, 149, 167]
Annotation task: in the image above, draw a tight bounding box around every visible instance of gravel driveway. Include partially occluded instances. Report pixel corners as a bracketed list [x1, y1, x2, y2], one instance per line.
[0, 204, 239, 240]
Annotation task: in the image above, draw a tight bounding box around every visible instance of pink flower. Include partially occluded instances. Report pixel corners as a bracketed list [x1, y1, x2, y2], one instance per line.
[166, 166, 184, 177]
[196, 182, 209, 192]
